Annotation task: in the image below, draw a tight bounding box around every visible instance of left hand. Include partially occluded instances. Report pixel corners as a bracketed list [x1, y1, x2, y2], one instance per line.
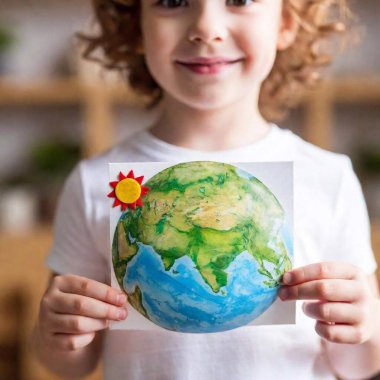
[279, 262, 380, 344]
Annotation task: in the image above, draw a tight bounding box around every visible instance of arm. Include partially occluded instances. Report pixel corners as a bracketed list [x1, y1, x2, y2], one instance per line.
[322, 273, 380, 380]
[279, 263, 380, 380]
[31, 273, 128, 378]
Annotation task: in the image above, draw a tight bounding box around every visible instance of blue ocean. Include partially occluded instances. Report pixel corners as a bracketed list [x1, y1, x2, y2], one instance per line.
[123, 242, 281, 333]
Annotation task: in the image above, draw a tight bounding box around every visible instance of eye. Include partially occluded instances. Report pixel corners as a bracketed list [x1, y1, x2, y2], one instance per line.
[226, 0, 255, 6]
[155, 0, 189, 8]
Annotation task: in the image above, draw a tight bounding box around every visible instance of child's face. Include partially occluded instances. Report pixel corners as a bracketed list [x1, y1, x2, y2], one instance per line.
[140, 0, 288, 110]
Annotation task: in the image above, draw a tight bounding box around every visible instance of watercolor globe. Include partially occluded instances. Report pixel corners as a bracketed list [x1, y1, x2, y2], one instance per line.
[112, 161, 292, 333]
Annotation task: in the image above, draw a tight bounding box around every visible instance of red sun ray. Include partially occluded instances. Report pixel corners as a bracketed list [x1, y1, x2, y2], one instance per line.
[113, 198, 122, 208]
[135, 175, 144, 184]
[140, 186, 150, 196]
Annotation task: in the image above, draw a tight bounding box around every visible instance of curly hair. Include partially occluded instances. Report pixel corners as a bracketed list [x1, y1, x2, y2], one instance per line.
[76, 0, 355, 122]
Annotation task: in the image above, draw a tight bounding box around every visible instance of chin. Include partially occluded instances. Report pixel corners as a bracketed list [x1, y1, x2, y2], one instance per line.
[175, 90, 237, 112]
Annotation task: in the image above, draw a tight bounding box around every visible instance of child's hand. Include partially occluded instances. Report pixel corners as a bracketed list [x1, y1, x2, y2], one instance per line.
[37, 274, 128, 351]
[279, 262, 379, 344]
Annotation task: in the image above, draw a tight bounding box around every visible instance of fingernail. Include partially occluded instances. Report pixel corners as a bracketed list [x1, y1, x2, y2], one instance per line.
[117, 294, 127, 304]
[282, 272, 292, 285]
[278, 288, 288, 300]
[118, 309, 127, 320]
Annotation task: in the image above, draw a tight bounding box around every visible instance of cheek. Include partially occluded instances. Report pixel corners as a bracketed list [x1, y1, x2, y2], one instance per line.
[237, 24, 279, 76]
[142, 29, 170, 78]
[142, 22, 166, 55]
[141, 18, 180, 72]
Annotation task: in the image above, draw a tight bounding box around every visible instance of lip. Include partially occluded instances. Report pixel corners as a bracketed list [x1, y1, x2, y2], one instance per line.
[176, 57, 242, 65]
[175, 57, 243, 75]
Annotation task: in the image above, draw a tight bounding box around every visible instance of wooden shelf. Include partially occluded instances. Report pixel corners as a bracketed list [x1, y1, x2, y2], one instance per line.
[1, 75, 379, 106]
[300, 76, 380, 150]
[0, 77, 81, 105]
[0, 77, 144, 106]
[331, 76, 380, 103]
[302, 76, 380, 103]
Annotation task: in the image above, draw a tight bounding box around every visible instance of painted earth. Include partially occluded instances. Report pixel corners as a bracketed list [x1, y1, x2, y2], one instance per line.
[112, 161, 292, 333]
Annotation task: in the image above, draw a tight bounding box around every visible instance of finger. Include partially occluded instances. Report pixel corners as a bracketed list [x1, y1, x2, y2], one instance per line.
[49, 293, 128, 321]
[302, 301, 364, 324]
[54, 275, 126, 306]
[49, 314, 109, 334]
[282, 262, 361, 285]
[50, 332, 96, 351]
[279, 279, 362, 302]
[315, 321, 370, 344]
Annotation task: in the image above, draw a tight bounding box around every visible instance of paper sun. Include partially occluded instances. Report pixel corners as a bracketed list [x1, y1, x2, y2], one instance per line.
[108, 170, 149, 211]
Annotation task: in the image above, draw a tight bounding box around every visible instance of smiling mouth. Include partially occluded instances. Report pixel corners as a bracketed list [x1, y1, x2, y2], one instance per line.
[175, 59, 243, 75]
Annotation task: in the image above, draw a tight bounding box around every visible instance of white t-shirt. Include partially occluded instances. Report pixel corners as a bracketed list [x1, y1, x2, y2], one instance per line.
[46, 124, 377, 380]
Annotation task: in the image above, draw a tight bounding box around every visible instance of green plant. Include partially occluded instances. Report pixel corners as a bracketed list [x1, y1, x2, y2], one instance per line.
[357, 147, 380, 174]
[29, 140, 81, 182]
[0, 25, 14, 53]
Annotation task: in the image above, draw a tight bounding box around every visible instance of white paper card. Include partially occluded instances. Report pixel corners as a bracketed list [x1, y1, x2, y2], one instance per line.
[109, 161, 295, 332]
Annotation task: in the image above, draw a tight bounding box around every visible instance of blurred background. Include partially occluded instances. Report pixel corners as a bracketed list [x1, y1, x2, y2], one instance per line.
[0, 0, 379, 379]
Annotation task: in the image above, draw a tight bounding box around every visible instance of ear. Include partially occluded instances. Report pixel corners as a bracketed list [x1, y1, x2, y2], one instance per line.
[277, 5, 300, 51]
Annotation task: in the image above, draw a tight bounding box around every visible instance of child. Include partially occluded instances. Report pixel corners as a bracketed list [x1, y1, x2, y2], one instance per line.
[33, 0, 380, 379]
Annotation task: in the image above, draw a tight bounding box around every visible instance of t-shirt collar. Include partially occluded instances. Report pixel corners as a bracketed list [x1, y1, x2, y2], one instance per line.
[132, 123, 288, 162]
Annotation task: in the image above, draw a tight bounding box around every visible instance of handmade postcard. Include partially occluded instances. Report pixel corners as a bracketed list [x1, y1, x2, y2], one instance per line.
[109, 161, 295, 333]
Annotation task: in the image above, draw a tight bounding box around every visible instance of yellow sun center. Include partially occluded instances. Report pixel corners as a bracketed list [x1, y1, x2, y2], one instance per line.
[115, 178, 141, 204]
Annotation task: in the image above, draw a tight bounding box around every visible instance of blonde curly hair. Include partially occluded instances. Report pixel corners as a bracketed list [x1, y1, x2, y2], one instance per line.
[77, 0, 355, 121]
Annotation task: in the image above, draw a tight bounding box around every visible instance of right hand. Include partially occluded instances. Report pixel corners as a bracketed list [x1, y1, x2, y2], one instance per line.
[37, 274, 128, 351]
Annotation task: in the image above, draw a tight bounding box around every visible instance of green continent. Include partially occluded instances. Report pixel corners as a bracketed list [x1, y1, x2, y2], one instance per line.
[112, 218, 137, 289]
[113, 161, 292, 293]
[127, 286, 148, 318]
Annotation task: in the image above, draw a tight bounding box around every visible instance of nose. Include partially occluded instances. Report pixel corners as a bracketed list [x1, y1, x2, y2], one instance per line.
[187, 3, 228, 44]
